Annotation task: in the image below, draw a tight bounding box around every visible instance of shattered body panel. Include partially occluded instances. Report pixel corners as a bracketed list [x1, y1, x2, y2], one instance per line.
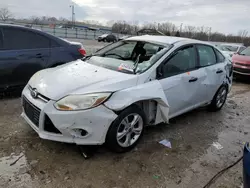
[105, 80, 170, 123]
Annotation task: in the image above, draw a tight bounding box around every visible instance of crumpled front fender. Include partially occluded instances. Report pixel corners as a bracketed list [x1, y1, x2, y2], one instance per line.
[104, 80, 170, 123]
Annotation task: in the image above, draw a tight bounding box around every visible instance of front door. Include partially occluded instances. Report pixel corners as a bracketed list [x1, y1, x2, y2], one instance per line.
[158, 45, 207, 118]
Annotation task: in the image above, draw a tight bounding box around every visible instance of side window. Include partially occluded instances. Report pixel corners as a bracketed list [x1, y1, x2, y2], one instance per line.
[214, 48, 225, 62]
[197, 45, 216, 67]
[161, 46, 197, 78]
[3, 28, 50, 50]
[50, 40, 60, 47]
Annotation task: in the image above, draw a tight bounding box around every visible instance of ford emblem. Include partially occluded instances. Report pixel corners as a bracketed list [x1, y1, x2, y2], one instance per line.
[30, 89, 38, 98]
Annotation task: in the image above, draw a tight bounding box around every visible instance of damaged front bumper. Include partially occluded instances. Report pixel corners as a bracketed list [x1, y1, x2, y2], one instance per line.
[21, 86, 117, 145]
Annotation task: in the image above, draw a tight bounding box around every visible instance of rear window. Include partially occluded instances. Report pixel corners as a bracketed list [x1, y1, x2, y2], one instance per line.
[3, 27, 50, 50]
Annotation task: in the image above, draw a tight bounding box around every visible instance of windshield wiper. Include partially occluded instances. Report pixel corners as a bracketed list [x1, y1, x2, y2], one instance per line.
[82, 54, 98, 61]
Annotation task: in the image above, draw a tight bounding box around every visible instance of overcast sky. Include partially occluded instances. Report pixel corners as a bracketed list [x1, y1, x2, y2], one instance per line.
[1, 0, 250, 34]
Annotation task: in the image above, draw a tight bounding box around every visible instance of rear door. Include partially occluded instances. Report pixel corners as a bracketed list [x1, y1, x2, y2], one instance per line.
[158, 45, 208, 118]
[0, 27, 50, 88]
[196, 44, 226, 101]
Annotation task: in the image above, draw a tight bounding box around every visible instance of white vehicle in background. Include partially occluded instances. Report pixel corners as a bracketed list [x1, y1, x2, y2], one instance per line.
[21, 36, 233, 153]
[215, 44, 246, 59]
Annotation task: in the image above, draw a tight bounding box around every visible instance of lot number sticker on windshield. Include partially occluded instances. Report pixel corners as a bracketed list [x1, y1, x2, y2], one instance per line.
[118, 63, 134, 72]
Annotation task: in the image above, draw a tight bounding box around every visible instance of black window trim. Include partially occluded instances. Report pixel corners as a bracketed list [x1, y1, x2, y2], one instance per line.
[1, 26, 51, 50]
[157, 44, 199, 79]
[213, 47, 225, 63]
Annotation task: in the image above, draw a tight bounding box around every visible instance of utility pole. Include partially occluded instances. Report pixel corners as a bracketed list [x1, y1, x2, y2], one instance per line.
[208, 27, 212, 41]
[70, 5, 75, 27]
[180, 23, 183, 33]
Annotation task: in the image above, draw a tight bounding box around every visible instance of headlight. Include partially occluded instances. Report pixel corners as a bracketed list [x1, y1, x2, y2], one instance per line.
[54, 93, 111, 111]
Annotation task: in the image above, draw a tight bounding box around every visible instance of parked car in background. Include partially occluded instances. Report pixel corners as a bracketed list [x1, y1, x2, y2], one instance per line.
[22, 36, 232, 153]
[232, 47, 250, 76]
[0, 24, 86, 92]
[216, 44, 246, 59]
[97, 34, 117, 42]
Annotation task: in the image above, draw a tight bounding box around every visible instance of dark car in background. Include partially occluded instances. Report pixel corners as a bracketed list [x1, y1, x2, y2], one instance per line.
[97, 34, 117, 42]
[232, 47, 250, 76]
[0, 24, 86, 92]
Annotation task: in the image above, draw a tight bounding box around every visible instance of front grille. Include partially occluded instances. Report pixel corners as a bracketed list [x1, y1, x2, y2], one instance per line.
[23, 97, 41, 127]
[235, 62, 250, 67]
[234, 67, 250, 74]
[44, 114, 61, 134]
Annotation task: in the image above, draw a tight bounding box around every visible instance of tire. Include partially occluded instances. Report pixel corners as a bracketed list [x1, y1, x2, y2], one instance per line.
[208, 85, 228, 112]
[106, 105, 146, 153]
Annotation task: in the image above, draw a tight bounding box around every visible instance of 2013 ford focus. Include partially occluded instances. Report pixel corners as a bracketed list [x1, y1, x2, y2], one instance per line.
[21, 35, 233, 153]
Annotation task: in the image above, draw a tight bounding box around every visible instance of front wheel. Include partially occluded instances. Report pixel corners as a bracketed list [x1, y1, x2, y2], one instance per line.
[106, 105, 146, 153]
[208, 85, 228, 111]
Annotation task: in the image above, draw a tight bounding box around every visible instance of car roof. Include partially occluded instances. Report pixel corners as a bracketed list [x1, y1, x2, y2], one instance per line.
[125, 35, 201, 45]
[0, 23, 68, 46]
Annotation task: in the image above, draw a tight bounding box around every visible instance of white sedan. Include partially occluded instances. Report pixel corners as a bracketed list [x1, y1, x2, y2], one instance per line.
[21, 35, 233, 153]
[216, 44, 246, 59]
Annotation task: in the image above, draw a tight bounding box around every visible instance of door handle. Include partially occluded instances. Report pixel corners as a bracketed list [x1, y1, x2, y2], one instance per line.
[16, 54, 26, 59]
[189, 77, 198, 82]
[216, 69, 223, 74]
[35, 53, 43, 58]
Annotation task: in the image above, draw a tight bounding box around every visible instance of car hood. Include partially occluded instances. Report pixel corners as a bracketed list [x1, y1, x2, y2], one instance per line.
[28, 59, 138, 100]
[232, 54, 250, 64]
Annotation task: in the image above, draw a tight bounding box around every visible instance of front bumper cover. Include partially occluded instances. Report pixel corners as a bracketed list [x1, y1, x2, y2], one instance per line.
[21, 86, 117, 145]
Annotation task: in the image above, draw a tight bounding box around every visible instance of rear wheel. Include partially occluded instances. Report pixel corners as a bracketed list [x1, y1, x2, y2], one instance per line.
[106, 105, 146, 153]
[208, 85, 228, 111]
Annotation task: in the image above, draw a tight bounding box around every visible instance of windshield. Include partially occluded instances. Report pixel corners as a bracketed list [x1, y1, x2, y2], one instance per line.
[86, 40, 172, 74]
[219, 45, 238, 52]
[216, 45, 232, 52]
[239, 47, 250, 56]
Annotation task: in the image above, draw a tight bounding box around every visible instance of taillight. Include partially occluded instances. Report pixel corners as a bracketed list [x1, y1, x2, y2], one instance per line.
[78, 48, 86, 56]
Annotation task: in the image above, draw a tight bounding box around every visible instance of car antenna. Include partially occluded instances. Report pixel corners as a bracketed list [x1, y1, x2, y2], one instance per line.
[133, 54, 141, 74]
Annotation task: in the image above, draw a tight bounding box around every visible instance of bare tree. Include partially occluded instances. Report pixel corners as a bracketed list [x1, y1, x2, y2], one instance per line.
[238, 30, 248, 42]
[0, 8, 13, 22]
[184, 25, 196, 38]
[30, 16, 41, 25]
